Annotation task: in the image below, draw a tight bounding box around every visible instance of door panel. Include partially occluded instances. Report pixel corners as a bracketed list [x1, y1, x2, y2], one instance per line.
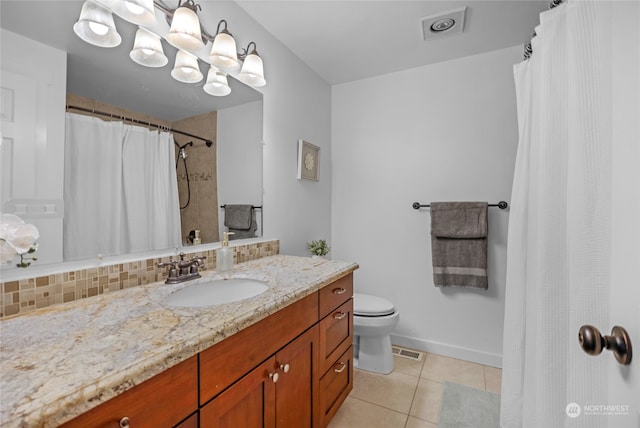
[200, 357, 276, 428]
[609, 2, 640, 426]
[275, 327, 318, 427]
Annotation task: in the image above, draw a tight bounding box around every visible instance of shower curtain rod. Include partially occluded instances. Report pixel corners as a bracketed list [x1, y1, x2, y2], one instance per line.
[524, 0, 564, 59]
[412, 201, 509, 210]
[66, 105, 214, 146]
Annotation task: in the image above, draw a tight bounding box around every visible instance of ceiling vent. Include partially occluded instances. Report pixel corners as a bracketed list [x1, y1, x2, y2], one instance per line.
[421, 6, 467, 41]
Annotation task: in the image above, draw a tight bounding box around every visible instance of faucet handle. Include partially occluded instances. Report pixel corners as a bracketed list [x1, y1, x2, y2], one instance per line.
[157, 260, 177, 269]
[192, 255, 207, 265]
[189, 256, 207, 273]
[157, 261, 178, 280]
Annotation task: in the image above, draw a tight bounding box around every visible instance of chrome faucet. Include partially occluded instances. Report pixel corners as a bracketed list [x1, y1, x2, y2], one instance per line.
[158, 252, 207, 284]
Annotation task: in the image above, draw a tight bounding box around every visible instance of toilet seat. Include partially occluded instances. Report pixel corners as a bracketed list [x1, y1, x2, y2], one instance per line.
[354, 293, 395, 317]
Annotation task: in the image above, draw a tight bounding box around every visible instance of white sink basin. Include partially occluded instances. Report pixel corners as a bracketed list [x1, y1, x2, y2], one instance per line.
[165, 278, 268, 307]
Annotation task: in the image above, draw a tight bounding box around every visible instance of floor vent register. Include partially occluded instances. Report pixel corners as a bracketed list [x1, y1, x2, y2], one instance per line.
[392, 346, 424, 362]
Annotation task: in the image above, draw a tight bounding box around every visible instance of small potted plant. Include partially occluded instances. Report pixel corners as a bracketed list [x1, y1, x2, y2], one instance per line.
[307, 239, 330, 258]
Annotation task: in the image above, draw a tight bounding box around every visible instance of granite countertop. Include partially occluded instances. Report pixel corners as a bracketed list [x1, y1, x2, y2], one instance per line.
[0, 255, 358, 428]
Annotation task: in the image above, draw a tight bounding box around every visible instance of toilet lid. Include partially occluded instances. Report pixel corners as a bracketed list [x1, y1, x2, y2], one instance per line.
[353, 293, 396, 316]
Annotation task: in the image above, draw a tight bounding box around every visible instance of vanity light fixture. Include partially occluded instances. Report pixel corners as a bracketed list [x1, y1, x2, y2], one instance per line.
[109, 0, 157, 26]
[171, 49, 203, 83]
[209, 20, 239, 70]
[203, 67, 232, 96]
[238, 42, 266, 87]
[166, 0, 204, 51]
[130, 27, 168, 67]
[73, 0, 267, 96]
[73, 0, 122, 48]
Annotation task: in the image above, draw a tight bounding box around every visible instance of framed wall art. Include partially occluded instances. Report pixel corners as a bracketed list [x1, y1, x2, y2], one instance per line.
[297, 139, 320, 181]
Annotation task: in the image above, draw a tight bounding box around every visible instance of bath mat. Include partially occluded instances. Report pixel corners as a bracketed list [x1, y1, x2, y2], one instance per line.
[438, 382, 500, 428]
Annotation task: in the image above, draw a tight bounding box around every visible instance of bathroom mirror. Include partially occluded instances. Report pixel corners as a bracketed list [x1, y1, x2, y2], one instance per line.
[0, 1, 263, 269]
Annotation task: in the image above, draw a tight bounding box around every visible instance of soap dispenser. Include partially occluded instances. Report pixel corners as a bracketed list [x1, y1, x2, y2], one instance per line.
[216, 232, 235, 273]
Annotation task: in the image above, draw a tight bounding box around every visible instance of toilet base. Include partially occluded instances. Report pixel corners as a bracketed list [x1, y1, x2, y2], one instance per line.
[353, 334, 394, 374]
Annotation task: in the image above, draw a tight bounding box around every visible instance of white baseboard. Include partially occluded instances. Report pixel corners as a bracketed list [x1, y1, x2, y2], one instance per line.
[390, 334, 503, 368]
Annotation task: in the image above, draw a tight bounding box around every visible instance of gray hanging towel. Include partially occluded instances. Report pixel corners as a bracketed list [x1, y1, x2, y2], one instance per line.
[224, 205, 254, 230]
[229, 210, 258, 240]
[224, 204, 258, 240]
[430, 202, 488, 289]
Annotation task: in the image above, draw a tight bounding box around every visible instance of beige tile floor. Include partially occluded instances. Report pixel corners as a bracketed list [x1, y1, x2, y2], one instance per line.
[328, 349, 502, 428]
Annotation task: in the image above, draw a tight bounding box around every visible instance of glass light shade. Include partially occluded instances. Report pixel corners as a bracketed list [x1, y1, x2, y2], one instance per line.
[166, 6, 204, 51]
[209, 32, 239, 71]
[110, 0, 156, 26]
[238, 52, 266, 87]
[171, 50, 203, 83]
[73, 0, 122, 48]
[130, 27, 168, 67]
[203, 67, 231, 96]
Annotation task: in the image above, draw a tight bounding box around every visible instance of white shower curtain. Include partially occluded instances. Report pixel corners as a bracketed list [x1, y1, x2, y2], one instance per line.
[501, 2, 618, 427]
[64, 113, 181, 260]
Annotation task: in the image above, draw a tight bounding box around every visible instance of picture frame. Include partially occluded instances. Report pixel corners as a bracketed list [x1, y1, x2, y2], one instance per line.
[297, 139, 320, 181]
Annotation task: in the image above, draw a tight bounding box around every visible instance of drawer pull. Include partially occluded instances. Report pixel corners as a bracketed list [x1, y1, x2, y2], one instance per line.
[333, 288, 346, 295]
[334, 362, 347, 373]
[119, 417, 130, 428]
[333, 311, 347, 320]
[279, 363, 290, 373]
[269, 372, 279, 383]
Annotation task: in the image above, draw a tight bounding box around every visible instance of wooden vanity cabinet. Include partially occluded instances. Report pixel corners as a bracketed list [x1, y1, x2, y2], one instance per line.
[61, 273, 355, 428]
[61, 356, 198, 428]
[199, 274, 354, 428]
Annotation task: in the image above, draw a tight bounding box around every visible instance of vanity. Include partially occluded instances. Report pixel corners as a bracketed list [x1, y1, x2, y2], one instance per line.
[0, 255, 358, 428]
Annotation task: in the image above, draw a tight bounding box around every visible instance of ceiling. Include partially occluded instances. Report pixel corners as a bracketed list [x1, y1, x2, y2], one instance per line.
[236, 0, 548, 85]
[0, 1, 548, 119]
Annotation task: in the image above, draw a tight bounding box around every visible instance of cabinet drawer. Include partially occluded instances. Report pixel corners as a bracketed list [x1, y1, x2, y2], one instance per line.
[319, 346, 353, 427]
[61, 356, 198, 428]
[319, 274, 353, 319]
[319, 298, 353, 374]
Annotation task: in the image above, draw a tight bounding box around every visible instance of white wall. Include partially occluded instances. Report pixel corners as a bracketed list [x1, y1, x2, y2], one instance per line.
[217, 100, 263, 237]
[331, 45, 522, 366]
[204, 3, 333, 257]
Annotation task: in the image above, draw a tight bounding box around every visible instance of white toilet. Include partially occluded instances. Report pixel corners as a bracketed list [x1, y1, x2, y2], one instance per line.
[353, 293, 400, 374]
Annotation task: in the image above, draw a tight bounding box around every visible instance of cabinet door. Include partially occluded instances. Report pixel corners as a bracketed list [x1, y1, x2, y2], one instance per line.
[175, 412, 198, 428]
[200, 357, 277, 428]
[61, 356, 198, 428]
[275, 326, 319, 428]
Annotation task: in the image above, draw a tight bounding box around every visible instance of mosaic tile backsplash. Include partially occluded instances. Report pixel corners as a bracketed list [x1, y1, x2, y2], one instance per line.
[0, 240, 279, 318]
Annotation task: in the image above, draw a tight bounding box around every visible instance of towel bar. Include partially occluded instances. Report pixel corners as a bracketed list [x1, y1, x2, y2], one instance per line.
[220, 204, 263, 209]
[412, 201, 508, 210]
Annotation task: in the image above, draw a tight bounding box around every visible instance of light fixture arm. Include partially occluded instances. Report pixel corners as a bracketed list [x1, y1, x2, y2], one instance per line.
[239, 41, 258, 61]
[215, 19, 230, 36]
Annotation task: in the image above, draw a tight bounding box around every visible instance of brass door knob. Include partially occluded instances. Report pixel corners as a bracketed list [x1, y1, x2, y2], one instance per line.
[578, 325, 632, 365]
